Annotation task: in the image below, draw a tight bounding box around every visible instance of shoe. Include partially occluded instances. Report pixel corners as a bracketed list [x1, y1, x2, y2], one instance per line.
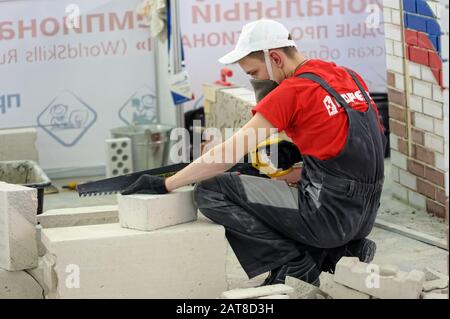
[261, 252, 321, 287]
[319, 238, 377, 274]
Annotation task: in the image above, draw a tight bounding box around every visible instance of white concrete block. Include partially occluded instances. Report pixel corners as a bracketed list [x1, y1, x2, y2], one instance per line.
[394, 73, 405, 90]
[399, 170, 417, 190]
[423, 278, 449, 292]
[385, 39, 394, 55]
[384, 24, 402, 41]
[391, 9, 401, 24]
[41, 218, 227, 299]
[408, 63, 422, 79]
[221, 284, 294, 299]
[36, 224, 46, 257]
[434, 119, 444, 137]
[38, 205, 119, 229]
[408, 190, 427, 210]
[0, 182, 38, 271]
[414, 113, 435, 132]
[433, 85, 444, 102]
[334, 257, 425, 299]
[386, 55, 404, 74]
[390, 134, 399, 151]
[118, 186, 197, 232]
[319, 272, 371, 299]
[390, 150, 407, 170]
[391, 165, 400, 183]
[105, 138, 133, 178]
[423, 98, 444, 119]
[25, 257, 51, 295]
[0, 268, 44, 299]
[383, 0, 400, 9]
[285, 276, 318, 299]
[422, 292, 449, 299]
[393, 41, 404, 58]
[392, 183, 408, 202]
[435, 153, 446, 171]
[383, 7, 392, 23]
[421, 66, 439, 83]
[409, 95, 423, 113]
[423, 267, 449, 282]
[0, 128, 39, 162]
[412, 79, 433, 99]
[425, 133, 445, 153]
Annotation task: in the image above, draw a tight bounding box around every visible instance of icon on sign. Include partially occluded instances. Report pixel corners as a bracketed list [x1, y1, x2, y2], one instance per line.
[37, 91, 97, 147]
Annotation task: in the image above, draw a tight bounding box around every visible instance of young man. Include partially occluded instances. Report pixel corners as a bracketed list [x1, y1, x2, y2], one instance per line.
[122, 19, 387, 286]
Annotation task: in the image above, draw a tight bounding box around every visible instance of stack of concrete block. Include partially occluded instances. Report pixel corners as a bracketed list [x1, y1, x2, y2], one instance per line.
[203, 84, 255, 138]
[326, 257, 425, 299]
[0, 128, 39, 162]
[37, 186, 228, 298]
[221, 284, 294, 299]
[420, 267, 449, 299]
[0, 182, 43, 299]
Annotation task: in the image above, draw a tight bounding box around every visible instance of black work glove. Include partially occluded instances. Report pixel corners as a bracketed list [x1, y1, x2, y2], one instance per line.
[121, 175, 168, 195]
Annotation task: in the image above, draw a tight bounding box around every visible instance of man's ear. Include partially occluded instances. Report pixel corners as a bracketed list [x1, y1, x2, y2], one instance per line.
[269, 50, 284, 68]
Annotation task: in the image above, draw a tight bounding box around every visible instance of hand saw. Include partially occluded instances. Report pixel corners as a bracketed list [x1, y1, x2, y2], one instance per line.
[76, 163, 189, 197]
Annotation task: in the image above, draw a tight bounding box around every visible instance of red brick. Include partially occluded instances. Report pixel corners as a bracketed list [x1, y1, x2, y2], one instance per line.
[412, 145, 435, 165]
[426, 200, 446, 219]
[424, 167, 445, 187]
[388, 89, 406, 107]
[405, 30, 418, 46]
[431, 68, 443, 87]
[409, 47, 429, 65]
[417, 32, 435, 50]
[429, 51, 442, 69]
[387, 72, 395, 87]
[390, 119, 408, 138]
[388, 103, 407, 122]
[407, 160, 425, 177]
[411, 128, 425, 145]
[417, 179, 436, 199]
[398, 138, 409, 155]
[436, 189, 448, 206]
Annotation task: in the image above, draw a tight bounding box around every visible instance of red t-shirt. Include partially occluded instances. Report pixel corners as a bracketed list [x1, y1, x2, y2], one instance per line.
[252, 59, 383, 160]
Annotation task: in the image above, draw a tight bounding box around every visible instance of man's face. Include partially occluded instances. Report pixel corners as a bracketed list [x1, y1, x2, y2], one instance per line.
[238, 55, 271, 81]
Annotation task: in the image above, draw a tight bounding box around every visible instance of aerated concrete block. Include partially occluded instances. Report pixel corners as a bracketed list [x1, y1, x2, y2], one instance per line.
[334, 257, 425, 299]
[285, 276, 318, 299]
[118, 186, 197, 231]
[257, 294, 290, 299]
[319, 272, 371, 299]
[0, 182, 38, 271]
[41, 218, 227, 299]
[38, 205, 119, 228]
[221, 284, 294, 299]
[0, 268, 43, 299]
[0, 128, 39, 162]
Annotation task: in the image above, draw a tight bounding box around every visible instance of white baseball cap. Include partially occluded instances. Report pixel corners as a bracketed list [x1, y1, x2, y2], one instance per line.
[218, 19, 296, 65]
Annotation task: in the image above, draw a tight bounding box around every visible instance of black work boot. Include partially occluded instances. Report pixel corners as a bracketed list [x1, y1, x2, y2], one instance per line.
[261, 251, 321, 287]
[320, 238, 377, 274]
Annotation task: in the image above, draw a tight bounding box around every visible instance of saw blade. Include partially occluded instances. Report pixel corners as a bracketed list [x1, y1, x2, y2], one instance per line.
[77, 163, 189, 197]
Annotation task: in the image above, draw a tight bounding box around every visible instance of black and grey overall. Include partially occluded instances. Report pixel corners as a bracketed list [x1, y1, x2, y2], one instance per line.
[194, 69, 387, 281]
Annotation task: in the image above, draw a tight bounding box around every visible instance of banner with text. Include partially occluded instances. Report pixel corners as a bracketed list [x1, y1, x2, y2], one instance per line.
[0, 0, 156, 172]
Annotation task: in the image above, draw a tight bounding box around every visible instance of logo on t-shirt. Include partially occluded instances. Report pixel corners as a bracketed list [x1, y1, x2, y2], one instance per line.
[322, 90, 371, 116]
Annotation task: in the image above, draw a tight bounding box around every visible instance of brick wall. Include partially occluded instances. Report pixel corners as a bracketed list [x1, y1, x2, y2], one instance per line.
[383, 0, 449, 219]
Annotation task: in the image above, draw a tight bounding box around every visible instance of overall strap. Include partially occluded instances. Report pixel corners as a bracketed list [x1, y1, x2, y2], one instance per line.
[297, 73, 351, 110]
[345, 68, 373, 109]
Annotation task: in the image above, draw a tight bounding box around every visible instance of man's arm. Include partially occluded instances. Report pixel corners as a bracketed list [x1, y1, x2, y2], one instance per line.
[165, 113, 276, 192]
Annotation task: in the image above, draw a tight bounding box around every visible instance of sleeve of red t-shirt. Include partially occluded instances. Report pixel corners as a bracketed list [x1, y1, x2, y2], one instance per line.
[251, 85, 298, 132]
